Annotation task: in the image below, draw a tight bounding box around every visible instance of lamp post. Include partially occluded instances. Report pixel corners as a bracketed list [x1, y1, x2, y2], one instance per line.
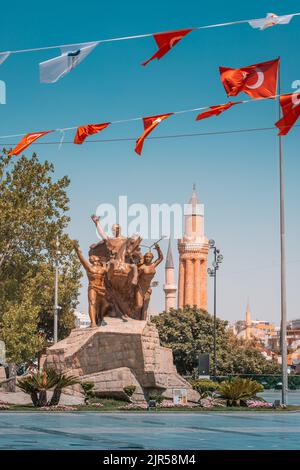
[53, 236, 61, 344]
[207, 239, 223, 377]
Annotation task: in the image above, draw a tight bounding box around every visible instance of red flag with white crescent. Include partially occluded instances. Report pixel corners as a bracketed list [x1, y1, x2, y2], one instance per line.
[196, 101, 241, 121]
[8, 130, 53, 156]
[74, 122, 110, 144]
[275, 93, 300, 135]
[135, 113, 173, 156]
[219, 58, 279, 99]
[142, 29, 193, 66]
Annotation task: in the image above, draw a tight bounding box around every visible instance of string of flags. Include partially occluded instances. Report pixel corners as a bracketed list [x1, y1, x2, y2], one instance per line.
[2, 57, 300, 157]
[0, 12, 299, 83]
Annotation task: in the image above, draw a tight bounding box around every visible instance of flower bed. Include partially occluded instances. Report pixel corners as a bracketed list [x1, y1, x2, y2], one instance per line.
[159, 400, 199, 409]
[246, 400, 273, 409]
[119, 402, 149, 410]
[39, 405, 78, 411]
[199, 397, 226, 408]
[119, 400, 201, 410]
[0, 402, 10, 410]
[86, 402, 103, 408]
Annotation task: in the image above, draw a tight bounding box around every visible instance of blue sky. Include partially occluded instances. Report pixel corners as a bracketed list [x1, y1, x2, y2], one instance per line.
[1, 1, 299, 324]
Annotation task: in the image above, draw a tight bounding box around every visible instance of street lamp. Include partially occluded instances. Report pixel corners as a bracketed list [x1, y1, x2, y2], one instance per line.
[53, 236, 61, 344]
[207, 239, 223, 378]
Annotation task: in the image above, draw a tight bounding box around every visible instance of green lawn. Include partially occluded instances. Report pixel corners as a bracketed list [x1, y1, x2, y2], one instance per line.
[2, 398, 300, 413]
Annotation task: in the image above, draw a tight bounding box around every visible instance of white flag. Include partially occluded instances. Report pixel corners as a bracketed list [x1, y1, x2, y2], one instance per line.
[39, 42, 99, 83]
[249, 13, 294, 30]
[0, 52, 10, 66]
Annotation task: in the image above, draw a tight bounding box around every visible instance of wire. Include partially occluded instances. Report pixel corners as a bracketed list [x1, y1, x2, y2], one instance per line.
[0, 93, 285, 140]
[1, 12, 299, 56]
[2, 123, 299, 147]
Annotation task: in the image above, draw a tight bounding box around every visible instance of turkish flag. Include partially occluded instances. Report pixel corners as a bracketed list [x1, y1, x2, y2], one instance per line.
[135, 113, 173, 156]
[275, 93, 300, 135]
[74, 122, 110, 144]
[196, 101, 240, 121]
[8, 130, 53, 156]
[219, 58, 279, 99]
[142, 29, 193, 66]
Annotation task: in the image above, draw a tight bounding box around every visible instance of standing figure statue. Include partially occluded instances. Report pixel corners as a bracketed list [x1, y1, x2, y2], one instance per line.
[91, 216, 140, 318]
[135, 243, 163, 320]
[91, 215, 128, 263]
[72, 240, 111, 327]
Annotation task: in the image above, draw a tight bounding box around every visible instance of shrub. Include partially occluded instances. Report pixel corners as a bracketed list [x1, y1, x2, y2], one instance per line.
[148, 391, 165, 404]
[123, 385, 136, 398]
[18, 369, 80, 407]
[81, 381, 96, 403]
[288, 375, 300, 390]
[217, 378, 263, 407]
[191, 379, 220, 397]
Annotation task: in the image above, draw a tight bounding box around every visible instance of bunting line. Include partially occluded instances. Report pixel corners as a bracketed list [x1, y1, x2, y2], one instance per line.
[0, 93, 282, 141]
[1, 123, 300, 147]
[1, 12, 299, 57]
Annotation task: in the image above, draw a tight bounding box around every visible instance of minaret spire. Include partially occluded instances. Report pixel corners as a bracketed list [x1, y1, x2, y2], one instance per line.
[163, 239, 177, 312]
[245, 300, 252, 340]
[166, 238, 174, 268]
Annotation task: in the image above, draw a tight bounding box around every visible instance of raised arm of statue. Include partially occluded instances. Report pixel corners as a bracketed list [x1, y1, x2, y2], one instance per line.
[72, 240, 91, 272]
[153, 243, 164, 267]
[91, 214, 108, 241]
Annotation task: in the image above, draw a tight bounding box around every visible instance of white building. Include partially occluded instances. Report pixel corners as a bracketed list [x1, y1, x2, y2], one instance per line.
[74, 310, 90, 329]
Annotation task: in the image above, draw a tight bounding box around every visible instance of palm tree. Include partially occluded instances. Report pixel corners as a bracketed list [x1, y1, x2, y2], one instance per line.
[218, 378, 263, 407]
[18, 369, 80, 407]
[49, 372, 80, 406]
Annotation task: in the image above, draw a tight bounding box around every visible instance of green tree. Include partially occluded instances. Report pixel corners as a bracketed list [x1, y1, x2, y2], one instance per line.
[0, 150, 82, 362]
[0, 294, 44, 364]
[152, 307, 280, 376]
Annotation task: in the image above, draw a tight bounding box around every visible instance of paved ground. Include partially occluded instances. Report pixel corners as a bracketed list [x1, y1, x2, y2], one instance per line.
[261, 390, 300, 405]
[0, 391, 84, 405]
[0, 411, 300, 450]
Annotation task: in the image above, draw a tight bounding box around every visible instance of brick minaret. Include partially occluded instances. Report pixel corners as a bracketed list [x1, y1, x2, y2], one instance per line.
[163, 239, 177, 312]
[245, 301, 252, 340]
[178, 185, 209, 310]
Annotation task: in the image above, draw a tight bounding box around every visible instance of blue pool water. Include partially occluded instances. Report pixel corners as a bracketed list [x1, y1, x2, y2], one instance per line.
[0, 411, 299, 450]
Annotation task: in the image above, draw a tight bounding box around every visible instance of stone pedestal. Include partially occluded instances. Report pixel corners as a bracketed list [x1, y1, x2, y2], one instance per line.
[41, 317, 199, 402]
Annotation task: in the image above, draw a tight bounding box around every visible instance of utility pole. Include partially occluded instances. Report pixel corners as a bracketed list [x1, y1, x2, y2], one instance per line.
[207, 240, 223, 377]
[53, 235, 60, 344]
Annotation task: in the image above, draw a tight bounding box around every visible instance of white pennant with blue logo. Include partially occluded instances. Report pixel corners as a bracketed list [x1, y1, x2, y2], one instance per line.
[39, 42, 99, 83]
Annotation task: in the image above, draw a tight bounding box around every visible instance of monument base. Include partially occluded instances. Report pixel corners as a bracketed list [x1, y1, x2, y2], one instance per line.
[41, 317, 199, 403]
